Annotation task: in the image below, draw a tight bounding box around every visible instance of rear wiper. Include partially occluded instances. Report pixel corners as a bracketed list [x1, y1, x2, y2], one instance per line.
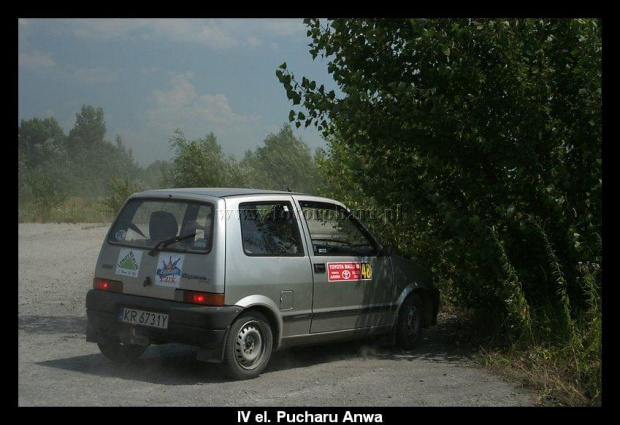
[148, 232, 196, 256]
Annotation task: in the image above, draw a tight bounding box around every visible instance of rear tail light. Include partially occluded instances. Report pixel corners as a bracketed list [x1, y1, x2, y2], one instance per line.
[93, 278, 123, 293]
[183, 290, 225, 306]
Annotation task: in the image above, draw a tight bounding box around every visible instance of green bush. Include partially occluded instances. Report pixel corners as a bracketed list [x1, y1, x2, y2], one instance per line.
[102, 176, 144, 216]
[28, 173, 67, 221]
[281, 18, 602, 405]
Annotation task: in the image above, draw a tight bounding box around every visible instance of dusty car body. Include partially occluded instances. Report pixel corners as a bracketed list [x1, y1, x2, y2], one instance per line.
[86, 188, 439, 379]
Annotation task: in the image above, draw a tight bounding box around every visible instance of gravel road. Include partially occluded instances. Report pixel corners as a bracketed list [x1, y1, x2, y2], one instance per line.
[18, 223, 535, 407]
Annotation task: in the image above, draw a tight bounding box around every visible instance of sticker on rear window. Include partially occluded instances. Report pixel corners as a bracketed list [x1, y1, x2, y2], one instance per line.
[156, 254, 185, 287]
[116, 248, 143, 278]
[327, 262, 372, 282]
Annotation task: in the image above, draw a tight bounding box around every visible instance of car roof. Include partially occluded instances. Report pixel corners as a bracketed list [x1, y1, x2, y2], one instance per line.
[136, 187, 308, 199]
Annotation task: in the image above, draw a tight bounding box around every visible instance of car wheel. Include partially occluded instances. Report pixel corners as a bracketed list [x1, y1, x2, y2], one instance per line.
[395, 294, 424, 350]
[223, 311, 273, 380]
[97, 341, 147, 363]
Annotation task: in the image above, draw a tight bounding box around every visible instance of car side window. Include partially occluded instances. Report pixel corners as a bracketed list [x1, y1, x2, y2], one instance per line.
[239, 202, 304, 256]
[300, 201, 378, 256]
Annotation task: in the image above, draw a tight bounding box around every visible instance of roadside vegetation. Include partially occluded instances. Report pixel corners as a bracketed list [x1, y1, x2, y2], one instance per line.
[18, 18, 601, 406]
[278, 19, 602, 406]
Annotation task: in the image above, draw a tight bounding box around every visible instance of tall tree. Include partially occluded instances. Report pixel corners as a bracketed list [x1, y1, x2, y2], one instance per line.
[278, 18, 602, 339]
[18, 117, 70, 201]
[107, 134, 141, 179]
[18, 117, 66, 169]
[67, 105, 106, 159]
[19, 106, 147, 203]
[241, 124, 319, 193]
[64, 105, 140, 195]
[169, 130, 247, 188]
[141, 160, 172, 189]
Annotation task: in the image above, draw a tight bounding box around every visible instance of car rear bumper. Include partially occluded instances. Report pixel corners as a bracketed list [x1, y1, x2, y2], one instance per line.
[86, 289, 243, 362]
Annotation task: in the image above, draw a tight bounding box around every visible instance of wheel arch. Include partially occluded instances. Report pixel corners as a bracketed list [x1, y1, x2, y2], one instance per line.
[395, 283, 439, 328]
[233, 295, 283, 350]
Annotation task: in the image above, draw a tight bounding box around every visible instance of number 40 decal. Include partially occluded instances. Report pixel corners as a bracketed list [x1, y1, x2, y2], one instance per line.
[361, 262, 372, 280]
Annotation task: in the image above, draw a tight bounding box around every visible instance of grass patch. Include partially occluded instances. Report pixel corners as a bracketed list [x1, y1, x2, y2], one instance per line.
[474, 261, 601, 407]
[18, 197, 115, 223]
[477, 342, 601, 406]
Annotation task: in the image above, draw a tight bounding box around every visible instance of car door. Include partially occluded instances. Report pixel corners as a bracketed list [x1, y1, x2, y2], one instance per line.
[223, 196, 315, 338]
[294, 197, 395, 334]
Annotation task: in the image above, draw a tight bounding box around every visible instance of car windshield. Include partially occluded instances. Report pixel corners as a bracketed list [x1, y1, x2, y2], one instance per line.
[108, 199, 214, 254]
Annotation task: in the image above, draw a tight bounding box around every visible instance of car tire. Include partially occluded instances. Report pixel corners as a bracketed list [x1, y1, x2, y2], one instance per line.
[395, 294, 424, 350]
[223, 311, 273, 380]
[97, 341, 147, 363]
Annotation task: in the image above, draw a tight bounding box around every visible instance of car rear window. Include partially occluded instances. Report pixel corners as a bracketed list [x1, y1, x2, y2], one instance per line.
[108, 199, 214, 254]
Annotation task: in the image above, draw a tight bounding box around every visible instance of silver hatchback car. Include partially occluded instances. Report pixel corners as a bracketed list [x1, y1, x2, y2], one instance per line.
[86, 188, 439, 379]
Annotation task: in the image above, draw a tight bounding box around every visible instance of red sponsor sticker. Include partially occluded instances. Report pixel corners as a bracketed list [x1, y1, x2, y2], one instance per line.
[327, 262, 364, 282]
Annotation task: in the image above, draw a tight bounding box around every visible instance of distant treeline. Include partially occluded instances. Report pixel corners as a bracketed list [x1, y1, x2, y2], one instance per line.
[18, 105, 321, 217]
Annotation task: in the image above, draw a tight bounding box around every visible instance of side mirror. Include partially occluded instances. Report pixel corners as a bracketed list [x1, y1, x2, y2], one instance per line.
[380, 245, 393, 257]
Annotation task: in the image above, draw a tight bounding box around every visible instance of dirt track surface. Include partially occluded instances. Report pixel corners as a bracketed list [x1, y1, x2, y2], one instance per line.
[18, 223, 535, 407]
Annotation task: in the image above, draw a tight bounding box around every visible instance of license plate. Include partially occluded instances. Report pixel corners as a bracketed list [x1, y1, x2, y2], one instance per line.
[120, 308, 169, 329]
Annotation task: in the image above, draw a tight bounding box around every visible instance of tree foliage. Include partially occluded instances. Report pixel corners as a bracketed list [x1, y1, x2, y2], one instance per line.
[168, 124, 320, 193]
[67, 105, 106, 158]
[241, 124, 319, 193]
[66, 105, 141, 195]
[19, 105, 321, 222]
[168, 130, 240, 188]
[278, 18, 602, 342]
[141, 160, 172, 189]
[18, 117, 67, 171]
[18, 105, 146, 216]
[102, 175, 144, 216]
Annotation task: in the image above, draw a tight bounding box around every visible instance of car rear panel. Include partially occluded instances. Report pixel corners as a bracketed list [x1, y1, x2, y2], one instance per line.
[94, 194, 227, 301]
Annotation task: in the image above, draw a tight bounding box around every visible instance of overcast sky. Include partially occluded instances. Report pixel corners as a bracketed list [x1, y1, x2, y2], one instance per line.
[18, 18, 336, 166]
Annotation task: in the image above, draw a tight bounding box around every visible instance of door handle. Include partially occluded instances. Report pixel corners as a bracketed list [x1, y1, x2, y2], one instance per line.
[314, 263, 326, 273]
